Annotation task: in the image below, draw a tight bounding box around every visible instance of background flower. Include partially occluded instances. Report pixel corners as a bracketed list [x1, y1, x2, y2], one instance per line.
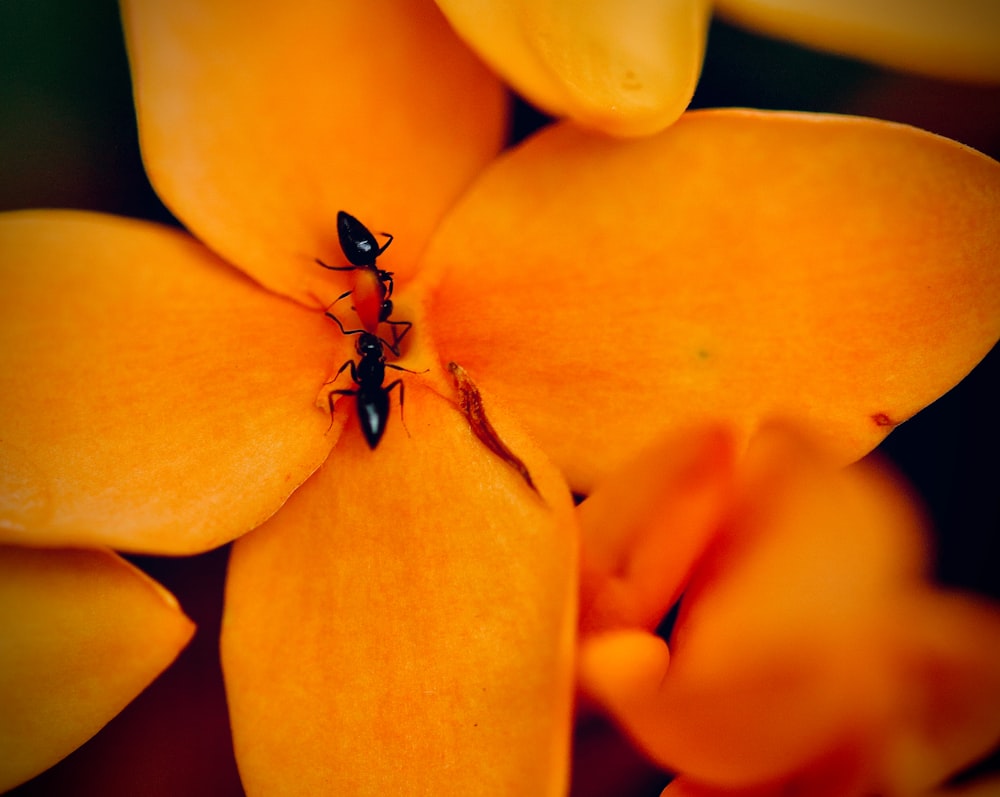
[577, 426, 1000, 795]
[434, 0, 1000, 135]
[0, 1, 998, 795]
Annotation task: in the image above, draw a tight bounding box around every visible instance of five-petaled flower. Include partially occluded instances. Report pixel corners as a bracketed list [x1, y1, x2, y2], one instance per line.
[0, 1, 999, 795]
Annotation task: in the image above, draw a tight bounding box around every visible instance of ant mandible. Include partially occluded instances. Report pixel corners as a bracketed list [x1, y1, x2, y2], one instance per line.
[325, 330, 409, 449]
[315, 210, 411, 347]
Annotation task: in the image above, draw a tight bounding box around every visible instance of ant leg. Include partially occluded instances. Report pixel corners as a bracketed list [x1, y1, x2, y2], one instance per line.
[376, 232, 394, 256]
[323, 360, 359, 432]
[325, 386, 358, 433]
[315, 258, 359, 272]
[386, 362, 429, 376]
[324, 309, 365, 337]
[379, 337, 402, 358]
[385, 379, 408, 437]
[325, 359, 358, 386]
[306, 290, 352, 317]
[329, 302, 401, 356]
[385, 318, 412, 348]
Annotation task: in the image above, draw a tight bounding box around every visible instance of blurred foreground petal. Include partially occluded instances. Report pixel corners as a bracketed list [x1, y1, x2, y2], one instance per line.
[0, 546, 193, 791]
[926, 774, 1000, 797]
[580, 430, 1000, 791]
[579, 426, 735, 633]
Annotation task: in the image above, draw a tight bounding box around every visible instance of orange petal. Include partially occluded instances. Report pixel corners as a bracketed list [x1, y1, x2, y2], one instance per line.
[578, 425, 734, 634]
[716, 0, 1000, 83]
[425, 110, 1000, 491]
[0, 210, 339, 553]
[121, 0, 507, 303]
[222, 382, 577, 795]
[0, 545, 194, 791]
[435, 0, 711, 136]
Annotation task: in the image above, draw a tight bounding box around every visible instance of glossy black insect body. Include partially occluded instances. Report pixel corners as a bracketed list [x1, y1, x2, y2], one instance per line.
[326, 331, 406, 449]
[316, 211, 395, 295]
[316, 210, 410, 345]
[337, 210, 393, 267]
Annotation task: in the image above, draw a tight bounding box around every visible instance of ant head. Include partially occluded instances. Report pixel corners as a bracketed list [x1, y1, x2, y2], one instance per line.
[356, 332, 383, 358]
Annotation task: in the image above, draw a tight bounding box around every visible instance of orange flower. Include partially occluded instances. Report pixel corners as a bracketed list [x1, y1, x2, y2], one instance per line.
[578, 427, 1000, 796]
[1, 1, 999, 794]
[433, 0, 1000, 135]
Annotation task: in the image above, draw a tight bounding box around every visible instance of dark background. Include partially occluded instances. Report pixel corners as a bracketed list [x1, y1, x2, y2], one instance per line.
[2, 1, 998, 795]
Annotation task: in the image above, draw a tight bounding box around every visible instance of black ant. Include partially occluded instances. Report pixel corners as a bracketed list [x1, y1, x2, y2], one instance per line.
[325, 330, 408, 449]
[315, 210, 411, 347]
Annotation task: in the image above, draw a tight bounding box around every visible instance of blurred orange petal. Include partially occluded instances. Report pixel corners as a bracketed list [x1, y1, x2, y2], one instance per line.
[667, 747, 1000, 797]
[121, 0, 506, 303]
[0, 211, 338, 553]
[660, 759, 869, 797]
[882, 593, 1000, 792]
[717, 0, 1000, 83]
[578, 425, 735, 633]
[222, 383, 577, 795]
[425, 110, 1000, 492]
[0, 545, 193, 791]
[582, 436, 929, 785]
[436, 0, 710, 136]
[926, 774, 1000, 797]
[580, 430, 1000, 791]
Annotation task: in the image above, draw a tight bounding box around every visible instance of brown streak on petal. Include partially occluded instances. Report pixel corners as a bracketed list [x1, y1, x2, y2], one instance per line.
[448, 361, 541, 497]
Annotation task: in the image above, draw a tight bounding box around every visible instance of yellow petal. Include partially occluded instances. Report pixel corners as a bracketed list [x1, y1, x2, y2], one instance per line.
[0, 545, 193, 791]
[436, 0, 711, 136]
[0, 211, 339, 553]
[717, 0, 1000, 83]
[425, 110, 1000, 492]
[222, 382, 577, 795]
[121, 0, 507, 304]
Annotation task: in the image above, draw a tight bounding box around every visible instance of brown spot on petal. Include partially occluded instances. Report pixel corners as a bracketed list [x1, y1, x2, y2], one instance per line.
[872, 413, 895, 427]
